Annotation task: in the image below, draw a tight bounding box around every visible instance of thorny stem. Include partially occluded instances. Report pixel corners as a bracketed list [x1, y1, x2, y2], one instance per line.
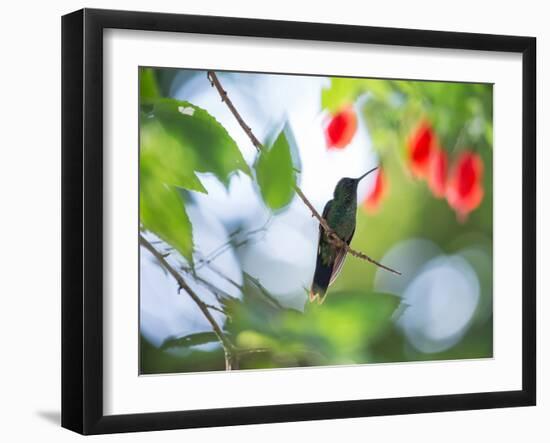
[139, 234, 238, 370]
[207, 71, 401, 276]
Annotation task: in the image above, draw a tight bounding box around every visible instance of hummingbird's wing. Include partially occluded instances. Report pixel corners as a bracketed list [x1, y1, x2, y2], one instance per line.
[309, 200, 333, 303]
[318, 200, 332, 242]
[328, 226, 354, 286]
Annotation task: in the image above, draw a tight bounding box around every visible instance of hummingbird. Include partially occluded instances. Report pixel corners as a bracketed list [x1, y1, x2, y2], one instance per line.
[309, 166, 378, 304]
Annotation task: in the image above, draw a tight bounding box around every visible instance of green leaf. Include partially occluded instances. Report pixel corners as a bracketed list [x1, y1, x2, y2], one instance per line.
[161, 332, 220, 350]
[140, 67, 160, 100]
[140, 120, 207, 193]
[225, 289, 400, 364]
[139, 118, 204, 264]
[142, 98, 251, 186]
[255, 130, 296, 210]
[322, 77, 397, 113]
[296, 291, 400, 353]
[322, 78, 360, 113]
[139, 98, 253, 264]
[140, 174, 194, 263]
[141, 334, 225, 374]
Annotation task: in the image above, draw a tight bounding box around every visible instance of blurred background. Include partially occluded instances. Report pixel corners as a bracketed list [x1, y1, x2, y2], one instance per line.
[139, 68, 493, 373]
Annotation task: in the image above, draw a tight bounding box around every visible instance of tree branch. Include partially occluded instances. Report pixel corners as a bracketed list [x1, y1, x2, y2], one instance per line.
[207, 71, 401, 276]
[139, 234, 239, 369]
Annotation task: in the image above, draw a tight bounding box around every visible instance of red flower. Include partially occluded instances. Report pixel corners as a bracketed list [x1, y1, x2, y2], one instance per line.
[428, 148, 448, 198]
[363, 168, 388, 213]
[446, 151, 484, 222]
[324, 105, 358, 149]
[408, 121, 436, 178]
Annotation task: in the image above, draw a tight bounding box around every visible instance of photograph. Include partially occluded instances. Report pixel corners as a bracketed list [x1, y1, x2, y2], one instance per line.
[138, 67, 494, 374]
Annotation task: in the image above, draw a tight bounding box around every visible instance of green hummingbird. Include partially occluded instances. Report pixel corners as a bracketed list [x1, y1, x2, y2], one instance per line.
[309, 166, 378, 304]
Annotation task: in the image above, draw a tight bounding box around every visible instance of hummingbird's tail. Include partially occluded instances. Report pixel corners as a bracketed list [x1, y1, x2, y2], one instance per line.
[309, 254, 333, 304]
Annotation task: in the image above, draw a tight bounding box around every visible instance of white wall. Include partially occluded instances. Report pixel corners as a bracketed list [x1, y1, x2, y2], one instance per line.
[0, 0, 545, 441]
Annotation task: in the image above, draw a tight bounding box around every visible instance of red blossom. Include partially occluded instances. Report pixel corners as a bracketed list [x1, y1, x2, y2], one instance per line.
[363, 168, 388, 213]
[324, 106, 358, 150]
[446, 151, 484, 222]
[428, 147, 448, 198]
[407, 121, 437, 178]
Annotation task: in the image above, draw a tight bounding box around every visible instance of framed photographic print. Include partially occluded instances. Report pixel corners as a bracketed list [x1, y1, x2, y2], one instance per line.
[61, 8, 536, 435]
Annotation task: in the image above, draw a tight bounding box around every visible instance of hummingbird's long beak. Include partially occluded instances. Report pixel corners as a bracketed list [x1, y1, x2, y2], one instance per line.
[356, 166, 378, 182]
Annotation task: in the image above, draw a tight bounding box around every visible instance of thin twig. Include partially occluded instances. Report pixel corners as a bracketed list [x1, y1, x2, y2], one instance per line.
[243, 272, 285, 310]
[180, 264, 237, 305]
[207, 71, 401, 276]
[204, 303, 227, 315]
[194, 217, 271, 271]
[452, 123, 469, 153]
[237, 348, 271, 357]
[139, 234, 238, 369]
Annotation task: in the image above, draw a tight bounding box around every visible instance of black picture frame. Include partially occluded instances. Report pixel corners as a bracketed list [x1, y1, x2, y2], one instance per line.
[61, 8, 537, 435]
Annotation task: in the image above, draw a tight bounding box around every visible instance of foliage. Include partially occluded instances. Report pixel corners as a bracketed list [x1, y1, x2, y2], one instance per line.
[139, 72, 249, 262]
[139, 67, 161, 100]
[322, 78, 492, 155]
[255, 129, 296, 210]
[228, 290, 400, 366]
[139, 68, 493, 374]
